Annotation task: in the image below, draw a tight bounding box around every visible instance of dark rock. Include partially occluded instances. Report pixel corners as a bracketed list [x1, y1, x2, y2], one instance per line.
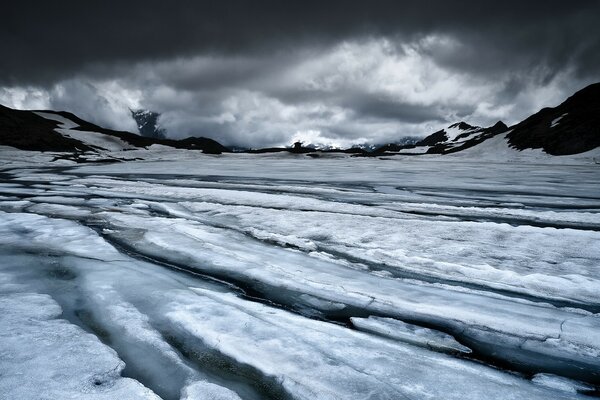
[415, 130, 449, 147]
[170, 137, 230, 154]
[448, 121, 476, 131]
[506, 83, 600, 155]
[130, 109, 166, 139]
[0, 105, 93, 152]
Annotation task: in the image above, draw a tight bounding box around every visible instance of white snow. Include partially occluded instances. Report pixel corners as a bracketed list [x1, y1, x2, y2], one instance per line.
[450, 131, 600, 162]
[551, 113, 568, 128]
[34, 111, 137, 152]
[396, 145, 432, 154]
[34, 111, 80, 129]
[444, 124, 480, 141]
[56, 128, 137, 151]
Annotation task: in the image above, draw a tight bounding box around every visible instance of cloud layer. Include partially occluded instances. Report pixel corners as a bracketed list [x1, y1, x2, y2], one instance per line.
[2, 1, 599, 147]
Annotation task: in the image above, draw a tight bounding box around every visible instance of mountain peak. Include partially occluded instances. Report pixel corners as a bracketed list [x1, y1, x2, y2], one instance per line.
[130, 109, 166, 140]
[490, 121, 508, 133]
[448, 121, 476, 131]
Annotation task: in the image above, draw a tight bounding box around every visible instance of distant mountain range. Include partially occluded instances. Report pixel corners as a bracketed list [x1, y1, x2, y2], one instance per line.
[1, 82, 599, 159]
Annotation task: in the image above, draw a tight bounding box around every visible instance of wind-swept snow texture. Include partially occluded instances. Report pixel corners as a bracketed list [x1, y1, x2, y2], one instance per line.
[0, 152, 599, 399]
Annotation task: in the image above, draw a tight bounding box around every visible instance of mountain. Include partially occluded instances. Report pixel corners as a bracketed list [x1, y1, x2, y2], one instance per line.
[130, 109, 166, 139]
[245, 141, 368, 155]
[0, 105, 230, 156]
[421, 121, 509, 154]
[358, 136, 420, 153]
[507, 82, 600, 155]
[1, 83, 599, 159]
[0, 105, 94, 152]
[372, 82, 600, 157]
[373, 121, 508, 155]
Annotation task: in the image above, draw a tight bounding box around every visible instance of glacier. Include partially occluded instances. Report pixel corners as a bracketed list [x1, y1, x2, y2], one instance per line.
[0, 151, 599, 399]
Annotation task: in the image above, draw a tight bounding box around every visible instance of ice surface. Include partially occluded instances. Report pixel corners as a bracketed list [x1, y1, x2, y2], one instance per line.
[166, 288, 583, 400]
[0, 211, 124, 260]
[167, 199, 600, 305]
[0, 292, 160, 399]
[0, 212, 583, 399]
[532, 373, 594, 394]
[94, 209, 600, 379]
[350, 316, 472, 354]
[1, 150, 599, 398]
[181, 382, 243, 400]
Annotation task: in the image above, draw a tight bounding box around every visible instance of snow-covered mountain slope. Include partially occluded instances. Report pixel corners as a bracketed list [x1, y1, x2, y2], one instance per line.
[374, 121, 509, 155]
[0, 105, 230, 157]
[422, 121, 509, 154]
[35, 112, 138, 152]
[448, 130, 600, 162]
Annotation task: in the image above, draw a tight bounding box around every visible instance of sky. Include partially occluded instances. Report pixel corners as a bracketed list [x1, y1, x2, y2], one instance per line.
[1, 1, 600, 148]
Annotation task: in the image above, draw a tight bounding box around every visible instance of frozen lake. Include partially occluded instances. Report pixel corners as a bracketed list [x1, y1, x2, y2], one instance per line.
[1, 152, 599, 399]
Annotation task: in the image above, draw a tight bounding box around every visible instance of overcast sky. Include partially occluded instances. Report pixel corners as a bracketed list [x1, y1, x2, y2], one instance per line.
[1, 1, 600, 147]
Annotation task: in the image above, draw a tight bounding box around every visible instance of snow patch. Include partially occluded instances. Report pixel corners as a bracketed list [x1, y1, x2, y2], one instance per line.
[551, 113, 568, 128]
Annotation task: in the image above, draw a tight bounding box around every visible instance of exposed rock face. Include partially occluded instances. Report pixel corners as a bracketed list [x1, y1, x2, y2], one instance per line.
[130, 109, 166, 139]
[507, 83, 600, 155]
[173, 137, 231, 154]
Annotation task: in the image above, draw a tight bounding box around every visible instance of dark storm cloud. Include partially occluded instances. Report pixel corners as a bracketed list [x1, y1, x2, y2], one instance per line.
[343, 95, 449, 124]
[2, 1, 600, 147]
[2, 0, 600, 85]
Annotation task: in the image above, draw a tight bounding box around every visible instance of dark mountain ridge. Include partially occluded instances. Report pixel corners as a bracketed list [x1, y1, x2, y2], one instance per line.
[0, 105, 230, 154]
[0, 105, 95, 152]
[506, 82, 600, 155]
[372, 82, 600, 156]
